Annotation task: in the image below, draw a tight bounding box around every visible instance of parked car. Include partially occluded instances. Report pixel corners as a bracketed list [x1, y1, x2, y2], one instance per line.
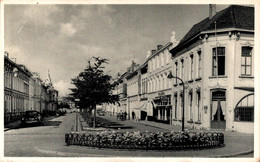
[21, 110, 43, 125]
[98, 111, 105, 116]
[56, 109, 67, 117]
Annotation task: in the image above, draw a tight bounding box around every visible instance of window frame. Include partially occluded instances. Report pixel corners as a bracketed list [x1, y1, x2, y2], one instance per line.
[241, 46, 253, 76]
[212, 47, 226, 76]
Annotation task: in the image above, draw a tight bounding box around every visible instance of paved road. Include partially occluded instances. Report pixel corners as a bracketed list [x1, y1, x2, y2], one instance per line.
[4, 113, 254, 158]
[4, 113, 76, 157]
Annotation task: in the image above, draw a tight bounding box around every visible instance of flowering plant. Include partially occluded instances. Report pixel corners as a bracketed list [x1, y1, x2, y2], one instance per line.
[65, 131, 224, 150]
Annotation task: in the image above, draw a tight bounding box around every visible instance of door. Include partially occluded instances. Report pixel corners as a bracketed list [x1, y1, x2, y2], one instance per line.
[211, 90, 226, 129]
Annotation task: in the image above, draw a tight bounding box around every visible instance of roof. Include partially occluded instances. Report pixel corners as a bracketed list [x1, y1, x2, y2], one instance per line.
[172, 5, 254, 52]
[4, 56, 32, 77]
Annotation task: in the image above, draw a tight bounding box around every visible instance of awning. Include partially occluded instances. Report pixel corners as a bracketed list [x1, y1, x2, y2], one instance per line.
[133, 101, 147, 111]
[234, 87, 254, 92]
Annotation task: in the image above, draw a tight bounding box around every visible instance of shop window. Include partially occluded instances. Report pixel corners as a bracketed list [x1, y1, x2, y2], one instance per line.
[234, 93, 254, 122]
[212, 47, 225, 76]
[241, 46, 252, 76]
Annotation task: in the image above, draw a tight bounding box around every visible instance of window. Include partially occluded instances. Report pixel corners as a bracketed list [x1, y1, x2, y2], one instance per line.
[158, 79, 161, 90]
[161, 53, 164, 67]
[179, 93, 183, 120]
[181, 59, 184, 80]
[234, 93, 254, 122]
[197, 91, 201, 121]
[162, 78, 164, 90]
[174, 94, 177, 119]
[198, 51, 201, 78]
[157, 55, 159, 69]
[212, 47, 225, 76]
[175, 62, 178, 84]
[241, 47, 252, 76]
[190, 55, 194, 80]
[189, 92, 193, 120]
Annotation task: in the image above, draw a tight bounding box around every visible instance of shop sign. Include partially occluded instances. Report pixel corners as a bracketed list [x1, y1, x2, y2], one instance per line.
[158, 92, 165, 96]
[160, 96, 168, 102]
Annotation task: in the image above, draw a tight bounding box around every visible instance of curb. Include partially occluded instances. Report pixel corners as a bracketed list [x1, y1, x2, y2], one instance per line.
[213, 150, 254, 158]
[34, 146, 253, 157]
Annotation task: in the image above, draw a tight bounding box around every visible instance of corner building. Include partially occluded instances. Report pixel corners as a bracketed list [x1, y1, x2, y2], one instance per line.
[169, 5, 254, 133]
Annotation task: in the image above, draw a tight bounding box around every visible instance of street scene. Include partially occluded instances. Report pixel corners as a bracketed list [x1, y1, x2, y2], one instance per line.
[3, 3, 256, 159]
[4, 112, 253, 157]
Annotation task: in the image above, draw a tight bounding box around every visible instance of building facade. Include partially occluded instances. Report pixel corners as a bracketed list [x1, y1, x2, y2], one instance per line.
[4, 52, 59, 123]
[4, 55, 31, 123]
[126, 61, 140, 119]
[169, 5, 254, 133]
[143, 32, 179, 124]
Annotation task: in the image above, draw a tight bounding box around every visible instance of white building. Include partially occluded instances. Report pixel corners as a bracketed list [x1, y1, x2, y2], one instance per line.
[169, 5, 254, 133]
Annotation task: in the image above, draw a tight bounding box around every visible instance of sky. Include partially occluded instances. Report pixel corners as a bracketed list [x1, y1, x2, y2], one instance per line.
[4, 4, 230, 97]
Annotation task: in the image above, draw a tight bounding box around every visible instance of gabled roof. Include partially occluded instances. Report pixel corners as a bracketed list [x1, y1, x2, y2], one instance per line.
[172, 5, 254, 52]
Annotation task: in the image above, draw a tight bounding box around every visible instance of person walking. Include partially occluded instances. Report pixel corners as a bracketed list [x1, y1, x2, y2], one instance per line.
[132, 111, 135, 120]
[124, 111, 127, 120]
[135, 114, 139, 123]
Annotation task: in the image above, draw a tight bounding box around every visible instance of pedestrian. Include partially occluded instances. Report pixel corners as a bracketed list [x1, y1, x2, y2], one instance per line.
[124, 111, 127, 120]
[132, 111, 135, 120]
[120, 110, 123, 120]
[135, 114, 139, 123]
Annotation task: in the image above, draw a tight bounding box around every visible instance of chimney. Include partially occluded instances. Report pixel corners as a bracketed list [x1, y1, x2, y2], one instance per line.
[209, 4, 216, 19]
[157, 45, 163, 51]
[151, 49, 156, 55]
[4, 51, 9, 58]
[170, 31, 176, 43]
[146, 51, 151, 58]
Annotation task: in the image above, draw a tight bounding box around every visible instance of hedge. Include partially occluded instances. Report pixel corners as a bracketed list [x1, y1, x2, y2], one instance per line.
[65, 131, 224, 150]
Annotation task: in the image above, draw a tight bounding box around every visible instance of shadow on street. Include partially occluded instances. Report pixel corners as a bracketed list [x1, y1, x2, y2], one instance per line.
[5, 117, 62, 130]
[89, 116, 134, 130]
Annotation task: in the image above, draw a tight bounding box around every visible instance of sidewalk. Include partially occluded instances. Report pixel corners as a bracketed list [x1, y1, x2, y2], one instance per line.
[4, 115, 58, 132]
[4, 120, 21, 132]
[34, 114, 254, 157]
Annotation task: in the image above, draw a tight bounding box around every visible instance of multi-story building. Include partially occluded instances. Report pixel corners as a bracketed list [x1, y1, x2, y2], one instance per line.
[145, 32, 179, 124]
[32, 72, 44, 113]
[126, 61, 140, 119]
[116, 72, 128, 114]
[169, 5, 254, 133]
[4, 52, 59, 123]
[4, 54, 32, 123]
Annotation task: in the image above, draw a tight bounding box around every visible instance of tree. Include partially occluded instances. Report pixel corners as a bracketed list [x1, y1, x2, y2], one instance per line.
[69, 57, 119, 128]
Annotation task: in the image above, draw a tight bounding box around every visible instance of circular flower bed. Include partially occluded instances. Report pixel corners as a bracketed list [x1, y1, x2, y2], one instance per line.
[65, 131, 224, 150]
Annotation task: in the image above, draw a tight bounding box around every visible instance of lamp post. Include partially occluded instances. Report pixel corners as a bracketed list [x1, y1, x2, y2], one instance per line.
[4, 67, 19, 122]
[167, 72, 185, 131]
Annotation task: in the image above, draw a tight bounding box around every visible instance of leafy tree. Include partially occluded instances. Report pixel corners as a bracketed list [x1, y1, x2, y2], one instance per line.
[69, 57, 119, 128]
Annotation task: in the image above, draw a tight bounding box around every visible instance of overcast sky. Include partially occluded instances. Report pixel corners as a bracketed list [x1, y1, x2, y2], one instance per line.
[5, 4, 230, 97]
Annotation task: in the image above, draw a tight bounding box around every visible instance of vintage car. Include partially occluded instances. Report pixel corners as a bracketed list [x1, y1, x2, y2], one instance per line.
[21, 110, 43, 125]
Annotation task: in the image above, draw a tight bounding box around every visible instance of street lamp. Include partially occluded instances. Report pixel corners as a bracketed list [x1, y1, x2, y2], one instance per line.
[167, 72, 185, 131]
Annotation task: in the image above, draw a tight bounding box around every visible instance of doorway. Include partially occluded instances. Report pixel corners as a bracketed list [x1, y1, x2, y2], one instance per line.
[211, 90, 226, 129]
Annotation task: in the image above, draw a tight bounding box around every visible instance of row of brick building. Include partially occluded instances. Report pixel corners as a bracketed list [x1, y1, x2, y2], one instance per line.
[104, 5, 254, 133]
[4, 52, 59, 124]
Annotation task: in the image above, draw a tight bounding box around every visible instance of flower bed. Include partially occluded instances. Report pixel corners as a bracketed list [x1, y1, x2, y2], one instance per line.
[65, 131, 224, 150]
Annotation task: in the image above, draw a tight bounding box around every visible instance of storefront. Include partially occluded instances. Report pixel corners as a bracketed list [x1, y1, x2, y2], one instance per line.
[153, 94, 172, 124]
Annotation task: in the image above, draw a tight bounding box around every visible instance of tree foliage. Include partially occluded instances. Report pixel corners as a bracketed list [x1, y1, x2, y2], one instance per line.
[69, 57, 119, 112]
